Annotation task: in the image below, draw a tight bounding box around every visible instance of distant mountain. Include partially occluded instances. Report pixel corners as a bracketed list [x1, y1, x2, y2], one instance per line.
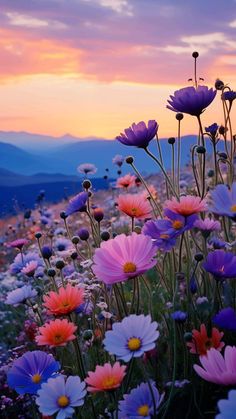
[0, 134, 224, 176]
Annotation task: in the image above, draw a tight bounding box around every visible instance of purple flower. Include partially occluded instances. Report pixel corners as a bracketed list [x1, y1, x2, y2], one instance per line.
[116, 120, 158, 148]
[78, 228, 89, 241]
[167, 86, 216, 116]
[103, 314, 159, 362]
[65, 192, 88, 216]
[36, 375, 86, 419]
[77, 163, 97, 175]
[213, 308, 236, 331]
[6, 285, 37, 306]
[222, 91, 236, 102]
[202, 250, 236, 280]
[209, 183, 236, 220]
[41, 245, 53, 260]
[208, 236, 227, 250]
[171, 311, 188, 323]
[6, 239, 29, 250]
[194, 217, 221, 233]
[118, 381, 164, 418]
[10, 251, 43, 274]
[216, 389, 236, 419]
[55, 238, 72, 253]
[7, 351, 60, 395]
[142, 219, 177, 252]
[112, 154, 124, 167]
[163, 208, 198, 235]
[205, 123, 219, 138]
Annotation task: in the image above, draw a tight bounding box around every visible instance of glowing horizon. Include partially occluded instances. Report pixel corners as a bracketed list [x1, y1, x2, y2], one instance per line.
[0, 0, 235, 140]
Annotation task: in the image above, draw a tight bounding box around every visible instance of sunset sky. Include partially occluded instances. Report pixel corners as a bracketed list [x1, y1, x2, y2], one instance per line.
[0, 0, 236, 140]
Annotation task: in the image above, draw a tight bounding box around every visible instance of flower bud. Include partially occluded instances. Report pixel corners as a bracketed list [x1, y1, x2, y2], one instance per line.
[126, 156, 134, 164]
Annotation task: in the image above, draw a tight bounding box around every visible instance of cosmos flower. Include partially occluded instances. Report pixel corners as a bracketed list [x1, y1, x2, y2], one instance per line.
[43, 284, 84, 316]
[36, 375, 86, 419]
[112, 154, 124, 167]
[194, 346, 236, 385]
[216, 389, 236, 419]
[209, 183, 236, 220]
[213, 308, 236, 332]
[6, 285, 37, 307]
[92, 233, 156, 285]
[10, 252, 43, 274]
[117, 194, 152, 219]
[35, 319, 77, 347]
[194, 217, 221, 236]
[118, 382, 164, 418]
[21, 260, 39, 277]
[85, 362, 126, 393]
[167, 85, 216, 116]
[202, 250, 236, 280]
[7, 351, 60, 395]
[116, 120, 158, 148]
[187, 324, 224, 356]
[6, 238, 29, 249]
[65, 192, 88, 216]
[142, 219, 177, 252]
[163, 208, 198, 235]
[77, 163, 97, 175]
[116, 174, 136, 189]
[164, 195, 207, 216]
[103, 314, 159, 362]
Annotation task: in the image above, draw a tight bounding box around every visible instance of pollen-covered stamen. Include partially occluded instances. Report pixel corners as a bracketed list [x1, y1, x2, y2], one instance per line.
[123, 262, 137, 274]
[172, 220, 183, 230]
[31, 373, 41, 384]
[127, 337, 141, 351]
[230, 204, 236, 213]
[137, 404, 149, 416]
[57, 395, 69, 407]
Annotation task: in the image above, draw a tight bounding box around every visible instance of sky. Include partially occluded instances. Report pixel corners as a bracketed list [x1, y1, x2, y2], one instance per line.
[0, 0, 236, 140]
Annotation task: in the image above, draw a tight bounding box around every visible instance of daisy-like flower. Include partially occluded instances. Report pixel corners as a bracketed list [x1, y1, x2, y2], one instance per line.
[21, 260, 38, 277]
[187, 324, 224, 356]
[85, 362, 126, 393]
[194, 217, 221, 236]
[142, 219, 177, 252]
[92, 233, 156, 285]
[54, 238, 73, 254]
[202, 250, 236, 280]
[117, 194, 152, 219]
[77, 163, 97, 175]
[116, 174, 136, 189]
[10, 252, 43, 274]
[65, 192, 88, 216]
[35, 319, 77, 347]
[194, 346, 236, 385]
[209, 183, 236, 220]
[6, 285, 37, 307]
[36, 375, 86, 419]
[43, 284, 84, 316]
[167, 85, 216, 116]
[116, 120, 158, 148]
[164, 195, 207, 216]
[6, 238, 29, 249]
[112, 154, 124, 167]
[118, 382, 164, 418]
[103, 314, 159, 362]
[7, 351, 60, 395]
[216, 389, 236, 419]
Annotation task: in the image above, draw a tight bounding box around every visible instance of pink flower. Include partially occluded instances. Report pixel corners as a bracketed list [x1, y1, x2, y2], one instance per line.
[92, 233, 156, 285]
[194, 346, 236, 385]
[116, 174, 136, 189]
[117, 194, 152, 219]
[85, 362, 126, 392]
[194, 217, 221, 232]
[6, 239, 29, 250]
[21, 261, 38, 277]
[164, 195, 207, 216]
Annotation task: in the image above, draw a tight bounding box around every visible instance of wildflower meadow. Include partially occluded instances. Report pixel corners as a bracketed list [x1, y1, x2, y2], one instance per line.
[1, 52, 236, 419]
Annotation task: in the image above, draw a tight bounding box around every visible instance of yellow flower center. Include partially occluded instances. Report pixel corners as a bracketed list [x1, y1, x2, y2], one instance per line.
[131, 207, 138, 215]
[172, 220, 183, 229]
[31, 373, 41, 384]
[127, 337, 141, 351]
[123, 262, 137, 274]
[137, 404, 149, 416]
[231, 204, 236, 212]
[57, 395, 69, 407]
[54, 334, 63, 343]
[102, 377, 116, 389]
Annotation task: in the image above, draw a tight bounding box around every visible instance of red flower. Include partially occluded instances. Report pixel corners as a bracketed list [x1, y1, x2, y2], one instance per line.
[187, 324, 224, 356]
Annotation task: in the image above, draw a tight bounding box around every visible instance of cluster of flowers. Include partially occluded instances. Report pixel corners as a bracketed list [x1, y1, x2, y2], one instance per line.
[1, 52, 236, 418]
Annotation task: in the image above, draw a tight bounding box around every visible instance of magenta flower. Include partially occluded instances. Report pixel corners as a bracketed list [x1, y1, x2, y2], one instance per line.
[194, 346, 236, 385]
[92, 233, 156, 285]
[167, 86, 216, 116]
[116, 120, 158, 148]
[6, 239, 29, 250]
